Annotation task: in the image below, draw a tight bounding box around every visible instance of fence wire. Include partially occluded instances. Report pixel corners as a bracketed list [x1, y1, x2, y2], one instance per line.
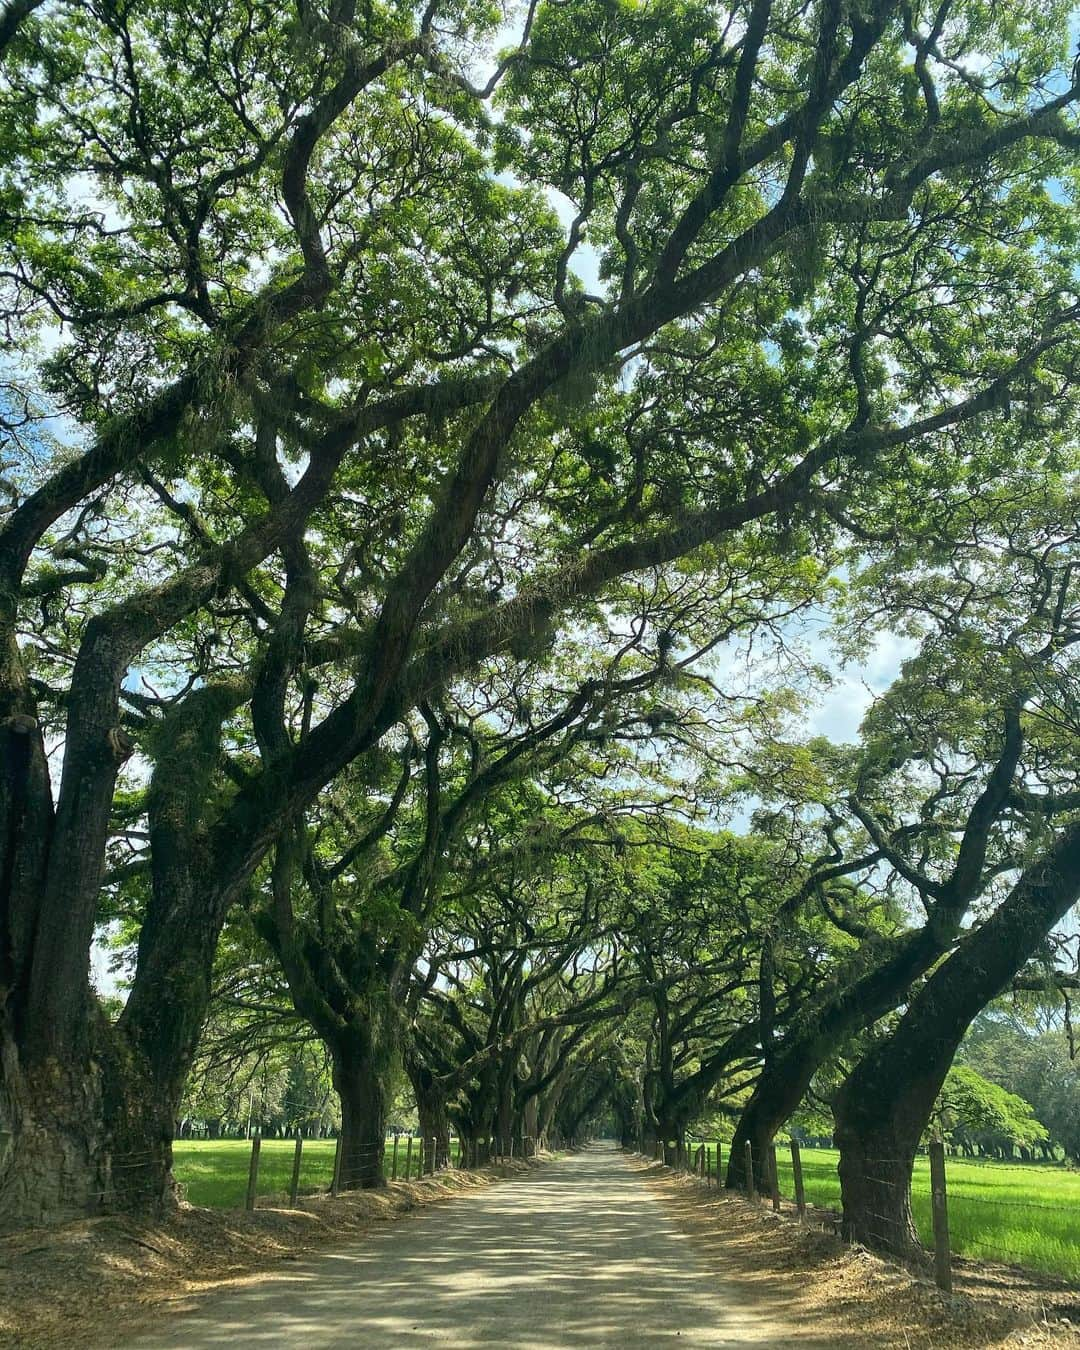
[77, 1133, 493, 1210]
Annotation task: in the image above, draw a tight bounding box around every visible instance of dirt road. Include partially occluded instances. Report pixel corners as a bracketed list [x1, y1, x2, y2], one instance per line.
[127, 1145, 821, 1348]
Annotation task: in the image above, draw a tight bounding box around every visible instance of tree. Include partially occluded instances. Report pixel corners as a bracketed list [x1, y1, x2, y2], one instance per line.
[930, 1065, 1048, 1158]
[961, 1015, 1080, 1162]
[3, 0, 1079, 1227]
[827, 470, 1080, 1255]
[624, 832, 780, 1155]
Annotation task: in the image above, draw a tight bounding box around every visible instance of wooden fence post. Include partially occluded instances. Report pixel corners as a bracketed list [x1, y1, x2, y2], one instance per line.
[331, 1134, 343, 1197]
[790, 1139, 806, 1220]
[428, 1137, 437, 1175]
[404, 1134, 413, 1180]
[390, 1134, 399, 1180]
[929, 1139, 952, 1293]
[716, 1141, 723, 1187]
[744, 1140, 755, 1201]
[289, 1134, 303, 1207]
[768, 1144, 781, 1212]
[245, 1133, 261, 1211]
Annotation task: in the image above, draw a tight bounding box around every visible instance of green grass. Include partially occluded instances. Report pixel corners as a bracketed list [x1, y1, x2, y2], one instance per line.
[689, 1142, 1080, 1282]
[173, 1137, 463, 1209]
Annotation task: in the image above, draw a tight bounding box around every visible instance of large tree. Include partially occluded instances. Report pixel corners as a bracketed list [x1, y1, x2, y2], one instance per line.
[3, 0, 1079, 1227]
[826, 472, 1080, 1254]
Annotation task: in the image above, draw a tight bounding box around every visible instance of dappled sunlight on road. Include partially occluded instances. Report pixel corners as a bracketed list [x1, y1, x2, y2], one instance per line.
[128, 1146, 821, 1347]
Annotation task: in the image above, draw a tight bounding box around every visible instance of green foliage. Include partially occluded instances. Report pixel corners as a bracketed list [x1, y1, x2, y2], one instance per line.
[961, 1014, 1080, 1163]
[930, 1065, 1049, 1153]
[5, 0, 1080, 1243]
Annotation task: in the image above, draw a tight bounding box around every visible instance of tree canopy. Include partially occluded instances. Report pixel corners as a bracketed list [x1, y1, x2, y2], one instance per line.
[1, 0, 1079, 1258]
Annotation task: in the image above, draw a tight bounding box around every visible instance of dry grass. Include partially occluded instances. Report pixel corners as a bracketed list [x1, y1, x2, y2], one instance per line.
[7, 1152, 1076, 1349]
[636, 1155, 1080, 1349]
[0, 1158, 542, 1349]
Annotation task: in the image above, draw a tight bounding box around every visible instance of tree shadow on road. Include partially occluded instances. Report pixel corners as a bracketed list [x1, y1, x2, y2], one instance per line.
[126, 1147, 852, 1348]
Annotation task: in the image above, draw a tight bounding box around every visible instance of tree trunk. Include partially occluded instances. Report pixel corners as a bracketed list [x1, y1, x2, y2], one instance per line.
[0, 1012, 175, 1228]
[494, 1069, 516, 1154]
[657, 1115, 684, 1166]
[537, 1070, 567, 1141]
[408, 1057, 450, 1169]
[522, 1095, 539, 1145]
[1, 680, 248, 1228]
[834, 1103, 923, 1254]
[0, 1039, 107, 1227]
[335, 1067, 387, 1189]
[725, 1064, 804, 1192]
[329, 1008, 398, 1190]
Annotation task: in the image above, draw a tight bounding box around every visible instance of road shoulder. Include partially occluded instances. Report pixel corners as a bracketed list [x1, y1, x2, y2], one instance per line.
[633, 1154, 1080, 1350]
[0, 1157, 544, 1349]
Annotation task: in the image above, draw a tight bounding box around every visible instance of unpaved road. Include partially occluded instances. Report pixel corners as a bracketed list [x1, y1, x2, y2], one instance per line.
[128, 1145, 817, 1348]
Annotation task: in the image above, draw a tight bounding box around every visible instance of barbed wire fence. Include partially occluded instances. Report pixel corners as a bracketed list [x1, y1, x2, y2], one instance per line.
[89, 1129, 555, 1213]
[94, 1149, 175, 1212]
[635, 1134, 1080, 1292]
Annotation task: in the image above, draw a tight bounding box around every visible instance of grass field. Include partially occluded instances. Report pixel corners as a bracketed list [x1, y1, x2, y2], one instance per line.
[692, 1143, 1080, 1282]
[173, 1137, 462, 1209]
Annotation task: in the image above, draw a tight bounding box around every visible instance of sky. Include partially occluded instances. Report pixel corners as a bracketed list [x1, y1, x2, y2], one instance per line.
[810, 629, 915, 741]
